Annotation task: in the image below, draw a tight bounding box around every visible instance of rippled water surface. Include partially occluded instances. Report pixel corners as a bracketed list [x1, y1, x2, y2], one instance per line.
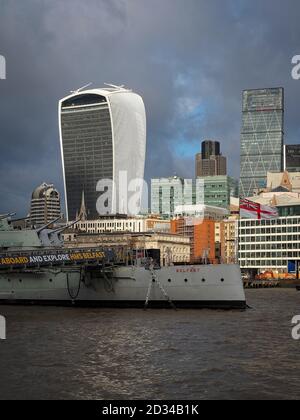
[0, 289, 300, 400]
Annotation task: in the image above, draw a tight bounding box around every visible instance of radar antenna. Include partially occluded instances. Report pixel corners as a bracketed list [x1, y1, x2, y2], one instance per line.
[70, 83, 92, 94]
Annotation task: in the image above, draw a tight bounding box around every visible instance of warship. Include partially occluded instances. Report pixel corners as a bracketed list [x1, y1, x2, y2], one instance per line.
[0, 214, 246, 309]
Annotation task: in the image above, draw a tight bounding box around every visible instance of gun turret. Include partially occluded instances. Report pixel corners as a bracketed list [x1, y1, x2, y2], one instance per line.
[48, 219, 80, 246]
[36, 219, 79, 248]
[49, 219, 80, 235]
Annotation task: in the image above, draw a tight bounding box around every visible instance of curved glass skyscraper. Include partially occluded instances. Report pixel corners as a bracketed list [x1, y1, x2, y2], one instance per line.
[59, 86, 146, 220]
[240, 88, 284, 197]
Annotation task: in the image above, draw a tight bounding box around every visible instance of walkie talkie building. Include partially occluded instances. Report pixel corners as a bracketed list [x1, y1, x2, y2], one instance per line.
[59, 86, 146, 220]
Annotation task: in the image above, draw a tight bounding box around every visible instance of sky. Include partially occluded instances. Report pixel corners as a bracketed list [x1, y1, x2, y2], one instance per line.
[1, 0, 300, 216]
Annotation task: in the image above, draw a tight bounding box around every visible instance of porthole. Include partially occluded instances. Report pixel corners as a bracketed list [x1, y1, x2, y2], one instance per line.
[184, 279, 188, 283]
[202, 278, 206, 282]
[168, 279, 171, 283]
[221, 278, 225, 282]
[19, 279, 22, 283]
[49, 279, 53, 283]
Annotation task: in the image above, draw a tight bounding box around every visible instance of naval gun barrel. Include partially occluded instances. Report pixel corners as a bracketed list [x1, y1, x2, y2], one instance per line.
[36, 216, 62, 233]
[11, 216, 31, 223]
[50, 219, 81, 235]
[0, 212, 17, 221]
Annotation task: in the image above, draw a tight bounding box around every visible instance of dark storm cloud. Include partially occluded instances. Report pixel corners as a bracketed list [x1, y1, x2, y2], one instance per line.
[0, 0, 300, 215]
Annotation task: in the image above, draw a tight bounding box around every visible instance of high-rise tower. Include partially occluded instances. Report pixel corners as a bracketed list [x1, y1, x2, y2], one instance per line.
[195, 140, 227, 177]
[59, 85, 146, 220]
[30, 183, 61, 226]
[240, 88, 284, 197]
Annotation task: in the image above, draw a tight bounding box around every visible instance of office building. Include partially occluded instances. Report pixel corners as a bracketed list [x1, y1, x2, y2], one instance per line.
[201, 140, 220, 159]
[195, 140, 227, 177]
[30, 183, 61, 226]
[238, 192, 300, 273]
[151, 177, 194, 217]
[215, 221, 224, 263]
[203, 176, 238, 209]
[151, 176, 237, 216]
[171, 218, 216, 264]
[240, 88, 284, 197]
[59, 85, 146, 221]
[171, 205, 227, 264]
[218, 216, 239, 264]
[284, 145, 300, 172]
[239, 216, 300, 273]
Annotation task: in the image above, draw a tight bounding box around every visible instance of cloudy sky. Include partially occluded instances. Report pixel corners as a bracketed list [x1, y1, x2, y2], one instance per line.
[0, 0, 300, 216]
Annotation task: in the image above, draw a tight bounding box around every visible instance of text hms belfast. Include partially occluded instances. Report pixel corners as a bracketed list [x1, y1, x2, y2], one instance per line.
[59, 84, 147, 220]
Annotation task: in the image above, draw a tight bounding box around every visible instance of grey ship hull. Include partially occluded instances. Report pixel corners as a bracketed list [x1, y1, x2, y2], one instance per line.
[0, 264, 246, 309]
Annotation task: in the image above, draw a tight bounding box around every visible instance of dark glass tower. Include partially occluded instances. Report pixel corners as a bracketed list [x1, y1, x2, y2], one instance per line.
[59, 87, 146, 221]
[201, 140, 220, 159]
[240, 88, 284, 197]
[60, 94, 113, 220]
[195, 140, 227, 177]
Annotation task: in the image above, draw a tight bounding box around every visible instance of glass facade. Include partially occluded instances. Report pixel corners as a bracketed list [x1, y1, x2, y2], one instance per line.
[240, 88, 284, 197]
[61, 96, 113, 220]
[151, 176, 238, 216]
[151, 177, 186, 217]
[202, 176, 238, 208]
[284, 145, 300, 172]
[201, 140, 220, 159]
[278, 205, 300, 217]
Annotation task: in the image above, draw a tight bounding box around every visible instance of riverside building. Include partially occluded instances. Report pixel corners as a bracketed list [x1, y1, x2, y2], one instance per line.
[238, 216, 300, 273]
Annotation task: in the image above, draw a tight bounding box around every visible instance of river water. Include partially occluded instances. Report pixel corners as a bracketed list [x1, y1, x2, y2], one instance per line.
[0, 289, 299, 400]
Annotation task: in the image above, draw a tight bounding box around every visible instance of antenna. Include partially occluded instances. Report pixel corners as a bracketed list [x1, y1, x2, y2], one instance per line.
[104, 83, 126, 90]
[70, 83, 92, 94]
